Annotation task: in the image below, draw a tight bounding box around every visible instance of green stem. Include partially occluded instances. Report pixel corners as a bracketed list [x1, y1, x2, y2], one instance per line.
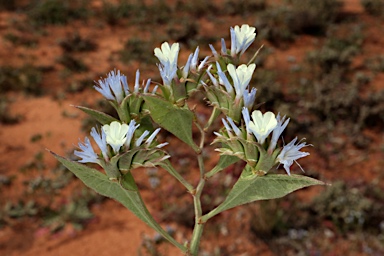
[189, 217, 205, 255]
[200, 205, 221, 223]
[189, 155, 206, 255]
[160, 160, 194, 193]
[188, 119, 207, 255]
[204, 107, 221, 131]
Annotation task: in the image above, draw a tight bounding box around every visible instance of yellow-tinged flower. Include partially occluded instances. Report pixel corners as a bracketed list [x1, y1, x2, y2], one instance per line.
[154, 42, 180, 86]
[154, 42, 180, 67]
[248, 110, 277, 144]
[102, 121, 129, 153]
[231, 24, 256, 56]
[227, 63, 256, 99]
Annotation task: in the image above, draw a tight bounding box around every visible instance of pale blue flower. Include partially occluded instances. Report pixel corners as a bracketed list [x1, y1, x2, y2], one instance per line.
[242, 107, 251, 133]
[197, 56, 209, 72]
[227, 117, 241, 136]
[182, 53, 193, 78]
[222, 118, 233, 137]
[221, 38, 227, 54]
[102, 121, 129, 153]
[248, 110, 277, 144]
[136, 130, 150, 147]
[216, 62, 233, 93]
[143, 79, 151, 93]
[190, 47, 200, 72]
[209, 44, 219, 58]
[124, 120, 140, 149]
[230, 27, 236, 57]
[152, 85, 158, 94]
[268, 113, 290, 152]
[74, 137, 100, 164]
[231, 24, 256, 56]
[90, 127, 108, 161]
[156, 142, 169, 148]
[134, 69, 140, 93]
[227, 63, 256, 99]
[95, 70, 129, 103]
[243, 87, 257, 110]
[277, 137, 310, 175]
[219, 117, 241, 138]
[158, 62, 177, 86]
[145, 128, 161, 146]
[206, 65, 219, 87]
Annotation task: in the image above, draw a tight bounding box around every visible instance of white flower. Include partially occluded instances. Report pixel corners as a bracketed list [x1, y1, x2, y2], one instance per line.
[94, 70, 129, 103]
[154, 42, 180, 86]
[276, 137, 310, 175]
[227, 63, 256, 99]
[248, 110, 277, 144]
[231, 24, 256, 56]
[102, 121, 129, 153]
[154, 42, 179, 67]
[74, 137, 100, 165]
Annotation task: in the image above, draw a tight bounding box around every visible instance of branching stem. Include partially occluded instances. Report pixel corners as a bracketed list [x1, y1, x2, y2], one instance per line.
[189, 119, 207, 255]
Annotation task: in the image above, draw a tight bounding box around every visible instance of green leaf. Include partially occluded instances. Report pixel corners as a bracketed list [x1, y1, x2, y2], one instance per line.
[76, 106, 117, 125]
[205, 155, 239, 178]
[119, 171, 139, 191]
[117, 148, 141, 172]
[138, 115, 155, 133]
[51, 152, 149, 224]
[142, 95, 199, 152]
[202, 169, 325, 221]
[50, 151, 187, 252]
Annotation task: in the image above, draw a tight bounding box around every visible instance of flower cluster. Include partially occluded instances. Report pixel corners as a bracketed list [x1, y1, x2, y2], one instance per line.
[74, 120, 169, 179]
[203, 25, 259, 122]
[94, 69, 157, 123]
[75, 23, 310, 177]
[214, 107, 310, 175]
[62, 23, 322, 256]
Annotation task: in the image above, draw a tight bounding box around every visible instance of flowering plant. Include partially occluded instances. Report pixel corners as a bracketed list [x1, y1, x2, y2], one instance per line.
[51, 24, 323, 255]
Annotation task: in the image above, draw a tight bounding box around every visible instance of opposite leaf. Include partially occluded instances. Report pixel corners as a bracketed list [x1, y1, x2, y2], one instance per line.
[51, 151, 186, 252]
[51, 151, 150, 225]
[202, 169, 325, 221]
[142, 95, 199, 152]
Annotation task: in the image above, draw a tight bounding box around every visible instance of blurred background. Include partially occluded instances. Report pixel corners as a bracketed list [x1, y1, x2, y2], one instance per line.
[0, 0, 383, 255]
